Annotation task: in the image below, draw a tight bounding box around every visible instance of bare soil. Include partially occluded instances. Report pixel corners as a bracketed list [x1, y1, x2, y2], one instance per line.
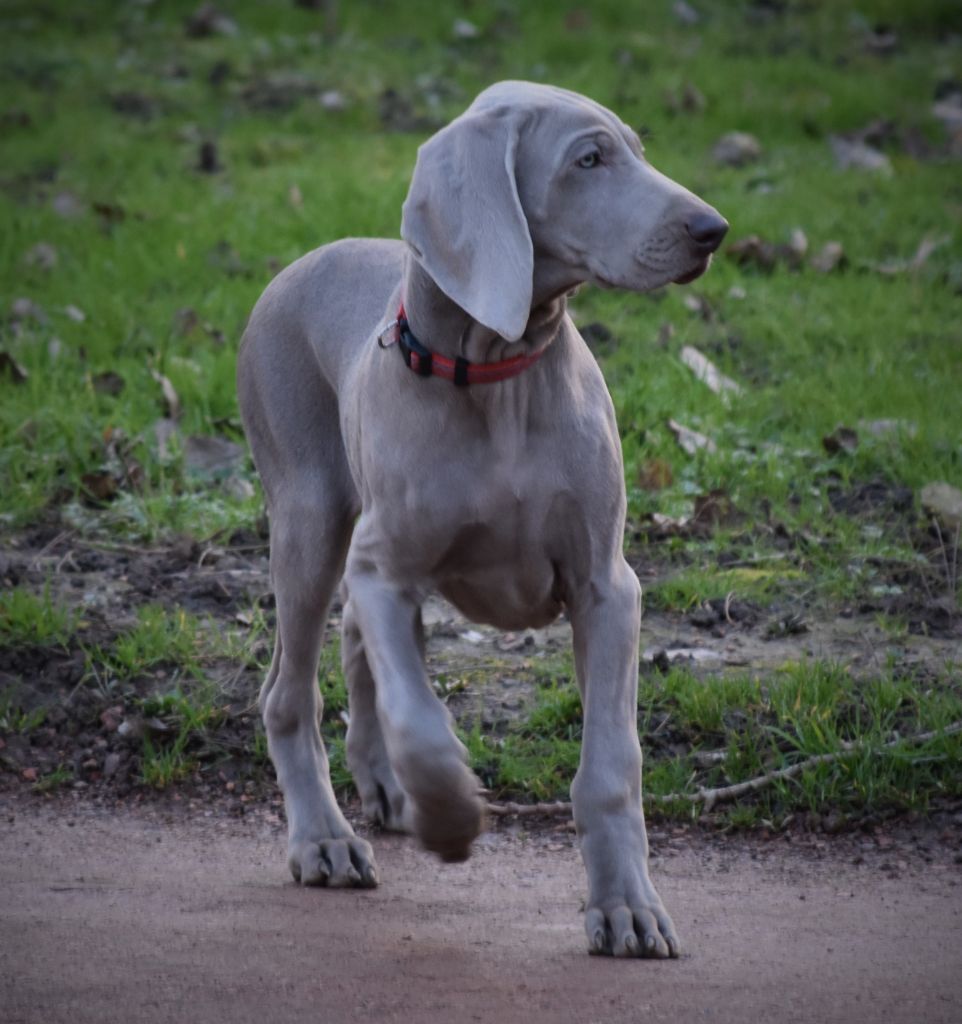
[1, 794, 961, 1024]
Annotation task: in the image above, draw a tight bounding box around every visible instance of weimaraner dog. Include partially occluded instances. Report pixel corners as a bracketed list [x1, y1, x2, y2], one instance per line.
[237, 81, 727, 958]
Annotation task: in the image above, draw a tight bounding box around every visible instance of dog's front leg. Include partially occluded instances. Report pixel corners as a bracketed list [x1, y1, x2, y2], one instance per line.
[345, 549, 484, 863]
[569, 560, 681, 959]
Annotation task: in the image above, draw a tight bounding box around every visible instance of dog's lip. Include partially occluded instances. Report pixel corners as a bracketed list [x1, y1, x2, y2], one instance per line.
[672, 256, 711, 285]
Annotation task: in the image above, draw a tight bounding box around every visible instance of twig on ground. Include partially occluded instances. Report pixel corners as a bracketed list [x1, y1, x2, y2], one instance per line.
[486, 800, 573, 817]
[484, 721, 962, 818]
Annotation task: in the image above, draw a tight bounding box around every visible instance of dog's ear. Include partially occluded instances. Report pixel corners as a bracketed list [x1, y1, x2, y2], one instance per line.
[401, 107, 533, 342]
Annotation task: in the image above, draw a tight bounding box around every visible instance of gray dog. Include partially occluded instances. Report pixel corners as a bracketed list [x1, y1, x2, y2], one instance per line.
[237, 81, 727, 958]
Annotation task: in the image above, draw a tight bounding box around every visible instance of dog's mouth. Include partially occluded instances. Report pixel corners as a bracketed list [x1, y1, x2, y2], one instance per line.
[672, 255, 712, 285]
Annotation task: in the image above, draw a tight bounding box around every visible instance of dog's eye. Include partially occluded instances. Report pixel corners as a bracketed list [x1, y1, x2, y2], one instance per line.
[577, 150, 601, 169]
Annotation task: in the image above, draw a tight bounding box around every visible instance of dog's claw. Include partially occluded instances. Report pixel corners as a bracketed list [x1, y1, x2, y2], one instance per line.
[289, 836, 379, 889]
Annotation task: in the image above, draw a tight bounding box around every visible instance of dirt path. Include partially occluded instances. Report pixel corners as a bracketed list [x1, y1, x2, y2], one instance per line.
[2, 800, 960, 1024]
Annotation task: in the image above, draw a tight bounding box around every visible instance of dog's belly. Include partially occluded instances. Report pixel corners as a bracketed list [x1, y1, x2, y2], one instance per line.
[438, 565, 564, 632]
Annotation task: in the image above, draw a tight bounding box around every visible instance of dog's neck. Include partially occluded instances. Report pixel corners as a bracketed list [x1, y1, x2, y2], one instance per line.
[401, 255, 570, 365]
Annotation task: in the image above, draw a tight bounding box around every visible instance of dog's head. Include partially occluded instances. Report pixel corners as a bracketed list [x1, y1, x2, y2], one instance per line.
[402, 81, 727, 342]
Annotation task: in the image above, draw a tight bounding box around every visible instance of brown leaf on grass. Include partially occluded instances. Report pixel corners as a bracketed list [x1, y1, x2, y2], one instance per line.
[871, 235, 946, 276]
[173, 308, 200, 335]
[288, 183, 304, 208]
[92, 200, 126, 224]
[864, 25, 898, 56]
[810, 241, 846, 273]
[664, 81, 705, 115]
[679, 345, 743, 399]
[672, 1, 700, 26]
[109, 92, 160, 120]
[319, 90, 348, 112]
[197, 140, 222, 173]
[668, 418, 717, 455]
[920, 482, 962, 532]
[2, 109, 31, 129]
[185, 3, 238, 38]
[92, 371, 125, 396]
[692, 489, 741, 529]
[151, 369, 181, 420]
[647, 512, 693, 536]
[453, 17, 481, 38]
[829, 135, 892, 174]
[11, 297, 47, 324]
[0, 352, 29, 383]
[183, 434, 246, 476]
[786, 227, 808, 265]
[80, 471, 119, 504]
[728, 231, 817, 273]
[639, 458, 673, 491]
[822, 425, 859, 455]
[24, 242, 58, 270]
[154, 418, 179, 460]
[858, 418, 917, 440]
[712, 131, 762, 167]
[682, 293, 715, 320]
[727, 235, 778, 272]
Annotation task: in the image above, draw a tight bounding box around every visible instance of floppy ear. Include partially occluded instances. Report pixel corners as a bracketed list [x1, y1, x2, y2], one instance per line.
[401, 107, 533, 342]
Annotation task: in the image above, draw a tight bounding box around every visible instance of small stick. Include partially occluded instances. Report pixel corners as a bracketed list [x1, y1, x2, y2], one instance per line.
[484, 721, 962, 818]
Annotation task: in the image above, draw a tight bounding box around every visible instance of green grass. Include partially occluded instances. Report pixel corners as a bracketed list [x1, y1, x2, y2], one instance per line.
[0, 585, 76, 648]
[100, 604, 203, 680]
[0, 0, 959, 820]
[455, 656, 962, 825]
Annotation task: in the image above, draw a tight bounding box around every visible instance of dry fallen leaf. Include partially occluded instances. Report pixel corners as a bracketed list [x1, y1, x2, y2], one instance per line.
[857, 418, 917, 440]
[668, 418, 717, 455]
[680, 345, 743, 399]
[920, 482, 962, 532]
[693, 489, 740, 529]
[0, 351, 29, 383]
[11, 297, 47, 324]
[197, 139, 221, 173]
[871, 235, 946, 276]
[822, 425, 859, 455]
[51, 191, 83, 218]
[183, 434, 246, 475]
[319, 90, 347, 112]
[727, 235, 778, 272]
[638, 458, 673, 491]
[452, 18, 479, 39]
[810, 241, 846, 273]
[24, 242, 58, 270]
[80, 470, 119, 503]
[712, 131, 762, 167]
[288, 183, 303, 208]
[829, 135, 893, 174]
[185, 3, 238, 38]
[92, 370, 125, 396]
[151, 369, 181, 420]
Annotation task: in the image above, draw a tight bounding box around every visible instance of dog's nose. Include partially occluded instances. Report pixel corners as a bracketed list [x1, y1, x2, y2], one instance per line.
[686, 212, 729, 251]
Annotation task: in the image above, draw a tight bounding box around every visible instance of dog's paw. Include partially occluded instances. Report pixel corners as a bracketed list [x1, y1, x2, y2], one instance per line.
[356, 770, 412, 833]
[413, 791, 485, 863]
[288, 836, 378, 888]
[584, 878, 680, 959]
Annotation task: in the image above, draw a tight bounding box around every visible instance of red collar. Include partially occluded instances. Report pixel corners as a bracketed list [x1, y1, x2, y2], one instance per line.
[392, 305, 545, 386]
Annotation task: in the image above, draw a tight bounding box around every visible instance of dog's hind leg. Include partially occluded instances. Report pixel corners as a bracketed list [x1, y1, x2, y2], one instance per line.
[240, 322, 375, 888]
[260, 493, 378, 888]
[341, 594, 413, 833]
